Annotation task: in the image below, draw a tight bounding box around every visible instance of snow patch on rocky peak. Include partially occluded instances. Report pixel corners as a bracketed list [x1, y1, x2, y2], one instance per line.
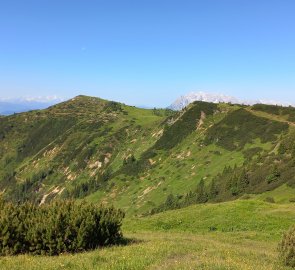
[169, 91, 293, 110]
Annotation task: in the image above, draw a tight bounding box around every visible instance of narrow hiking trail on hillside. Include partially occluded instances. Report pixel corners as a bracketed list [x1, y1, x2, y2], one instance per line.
[246, 108, 295, 127]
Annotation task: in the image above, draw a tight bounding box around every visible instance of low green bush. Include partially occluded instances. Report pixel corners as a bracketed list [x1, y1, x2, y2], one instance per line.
[264, 197, 275, 203]
[240, 194, 251, 200]
[279, 224, 295, 267]
[0, 199, 124, 256]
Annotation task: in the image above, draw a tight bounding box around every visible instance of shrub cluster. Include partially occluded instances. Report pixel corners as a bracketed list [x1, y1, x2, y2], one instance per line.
[61, 174, 112, 199]
[252, 104, 295, 122]
[17, 117, 76, 160]
[204, 109, 288, 151]
[154, 101, 218, 150]
[279, 224, 295, 267]
[0, 199, 124, 255]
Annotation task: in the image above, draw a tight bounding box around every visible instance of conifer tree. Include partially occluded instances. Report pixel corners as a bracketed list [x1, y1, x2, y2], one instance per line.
[237, 168, 249, 192]
[209, 179, 218, 199]
[196, 179, 208, 203]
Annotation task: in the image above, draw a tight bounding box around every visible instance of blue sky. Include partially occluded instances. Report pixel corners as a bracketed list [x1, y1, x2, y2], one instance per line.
[0, 0, 295, 107]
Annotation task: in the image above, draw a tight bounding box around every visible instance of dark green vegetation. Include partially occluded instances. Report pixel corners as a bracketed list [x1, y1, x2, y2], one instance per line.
[252, 104, 295, 122]
[0, 199, 124, 255]
[279, 224, 295, 267]
[204, 108, 288, 151]
[154, 101, 217, 150]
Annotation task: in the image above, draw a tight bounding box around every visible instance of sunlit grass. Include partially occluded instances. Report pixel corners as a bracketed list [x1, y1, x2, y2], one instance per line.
[1, 199, 294, 269]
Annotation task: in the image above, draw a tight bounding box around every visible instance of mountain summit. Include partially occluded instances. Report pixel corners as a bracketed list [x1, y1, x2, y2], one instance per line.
[169, 92, 239, 110]
[169, 91, 293, 110]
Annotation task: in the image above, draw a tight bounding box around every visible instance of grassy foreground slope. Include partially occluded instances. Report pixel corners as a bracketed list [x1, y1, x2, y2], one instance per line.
[1, 199, 295, 270]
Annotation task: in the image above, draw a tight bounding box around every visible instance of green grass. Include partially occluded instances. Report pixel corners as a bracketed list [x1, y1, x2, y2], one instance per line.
[257, 184, 295, 204]
[125, 199, 295, 240]
[1, 199, 294, 269]
[0, 232, 289, 270]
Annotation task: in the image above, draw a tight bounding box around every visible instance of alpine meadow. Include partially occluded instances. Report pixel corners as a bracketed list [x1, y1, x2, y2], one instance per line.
[0, 95, 295, 269]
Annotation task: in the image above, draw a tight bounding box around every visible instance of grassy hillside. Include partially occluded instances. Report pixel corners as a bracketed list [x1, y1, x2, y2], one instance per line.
[1, 198, 294, 269]
[1, 96, 295, 215]
[0, 96, 170, 206]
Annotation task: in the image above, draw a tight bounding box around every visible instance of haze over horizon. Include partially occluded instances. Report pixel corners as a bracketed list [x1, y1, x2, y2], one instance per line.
[1, 91, 294, 116]
[1, 0, 295, 107]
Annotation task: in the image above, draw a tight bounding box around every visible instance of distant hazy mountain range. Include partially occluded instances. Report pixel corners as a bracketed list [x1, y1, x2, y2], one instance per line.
[1, 92, 293, 115]
[0, 97, 63, 115]
[169, 91, 294, 110]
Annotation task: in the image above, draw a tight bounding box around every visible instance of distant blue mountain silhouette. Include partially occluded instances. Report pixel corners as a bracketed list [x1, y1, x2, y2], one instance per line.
[0, 100, 58, 115]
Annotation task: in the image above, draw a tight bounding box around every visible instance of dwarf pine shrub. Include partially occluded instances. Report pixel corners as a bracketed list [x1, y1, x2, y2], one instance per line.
[0, 199, 124, 256]
[279, 224, 295, 267]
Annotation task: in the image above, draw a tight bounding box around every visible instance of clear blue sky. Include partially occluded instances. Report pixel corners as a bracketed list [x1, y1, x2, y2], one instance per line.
[1, 0, 295, 107]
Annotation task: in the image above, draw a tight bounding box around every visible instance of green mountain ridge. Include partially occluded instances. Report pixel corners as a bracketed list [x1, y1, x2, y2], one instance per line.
[0, 95, 295, 215]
